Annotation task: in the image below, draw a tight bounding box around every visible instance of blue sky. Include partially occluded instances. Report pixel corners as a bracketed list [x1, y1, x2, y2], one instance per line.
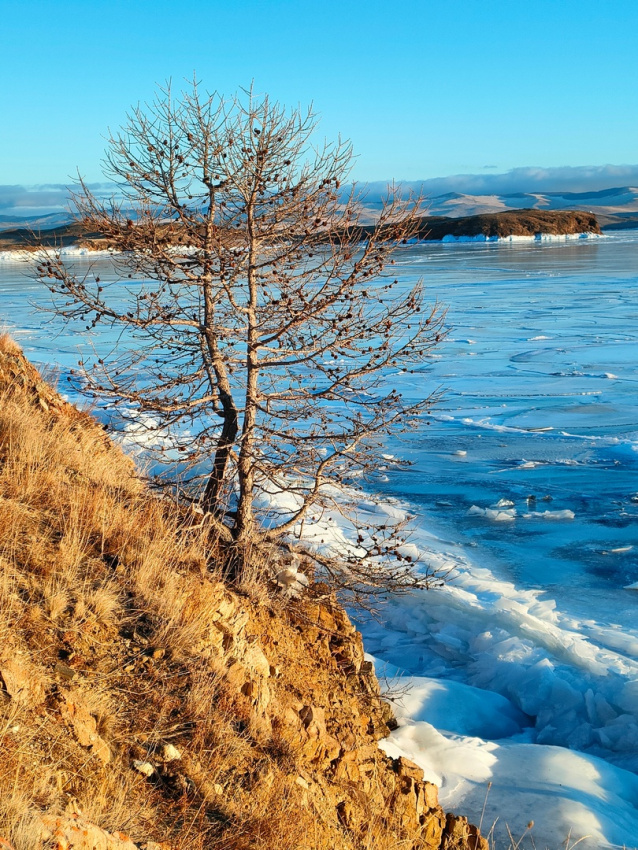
[1, 0, 637, 188]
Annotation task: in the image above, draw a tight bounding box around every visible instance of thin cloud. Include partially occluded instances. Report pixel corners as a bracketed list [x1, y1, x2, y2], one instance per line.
[0, 183, 115, 218]
[362, 164, 638, 201]
[0, 185, 69, 213]
[3, 165, 638, 219]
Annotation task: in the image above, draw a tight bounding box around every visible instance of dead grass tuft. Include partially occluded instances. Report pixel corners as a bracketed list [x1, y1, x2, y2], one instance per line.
[0, 333, 22, 356]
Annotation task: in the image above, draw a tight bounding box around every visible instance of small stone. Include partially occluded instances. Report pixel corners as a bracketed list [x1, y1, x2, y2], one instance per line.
[54, 662, 76, 681]
[38, 813, 139, 850]
[295, 775, 309, 789]
[423, 781, 439, 809]
[161, 743, 181, 762]
[132, 760, 156, 777]
[60, 698, 111, 764]
[395, 756, 424, 782]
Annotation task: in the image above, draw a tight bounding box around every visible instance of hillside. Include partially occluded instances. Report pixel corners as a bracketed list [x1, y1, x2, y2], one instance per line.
[0, 213, 72, 232]
[344, 208, 600, 243]
[0, 336, 485, 850]
[352, 185, 638, 227]
[0, 222, 103, 250]
[421, 187, 638, 225]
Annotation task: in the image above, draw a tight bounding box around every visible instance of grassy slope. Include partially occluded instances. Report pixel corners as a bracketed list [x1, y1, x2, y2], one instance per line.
[0, 336, 485, 850]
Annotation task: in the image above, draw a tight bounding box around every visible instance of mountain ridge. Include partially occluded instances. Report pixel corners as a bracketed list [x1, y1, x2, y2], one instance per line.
[3, 186, 638, 232]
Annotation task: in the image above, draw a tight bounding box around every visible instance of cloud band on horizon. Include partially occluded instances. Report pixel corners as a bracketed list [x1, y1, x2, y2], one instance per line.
[1, 165, 638, 218]
[361, 164, 638, 201]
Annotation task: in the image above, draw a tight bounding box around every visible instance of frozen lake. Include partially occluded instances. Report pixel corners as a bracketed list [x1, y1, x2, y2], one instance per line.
[357, 233, 638, 849]
[2, 233, 638, 848]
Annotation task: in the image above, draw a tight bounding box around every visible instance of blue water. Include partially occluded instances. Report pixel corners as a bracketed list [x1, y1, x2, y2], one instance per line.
[2, 236, 637, 636]
[377, 233, 638, 616]
[2, 233, 638, 847]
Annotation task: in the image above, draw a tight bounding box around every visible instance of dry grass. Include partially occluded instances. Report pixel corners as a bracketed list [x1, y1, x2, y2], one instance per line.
[0, 333, 22, 356]
[0, 340, 498, 850]
[0, 342, 397, 850]
[0, 344, 317, 848]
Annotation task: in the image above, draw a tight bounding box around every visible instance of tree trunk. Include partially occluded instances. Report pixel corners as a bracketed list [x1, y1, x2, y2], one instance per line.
[201, 404, 238, 514]
[201, 276, 238, 516]
[234, 212, 259, 545]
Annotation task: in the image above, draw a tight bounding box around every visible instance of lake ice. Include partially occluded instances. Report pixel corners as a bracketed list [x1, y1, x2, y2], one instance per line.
[2, 232, 637, 848]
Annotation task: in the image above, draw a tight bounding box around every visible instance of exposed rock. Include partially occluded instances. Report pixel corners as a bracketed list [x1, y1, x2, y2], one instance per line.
[442, 814, 489, 850]
[38, 813, 141, 849]
[60, 694, 111, 764]
[0, 656, 45, 705]
[159, 744, 181, 763]
[298, 704, 341, 766]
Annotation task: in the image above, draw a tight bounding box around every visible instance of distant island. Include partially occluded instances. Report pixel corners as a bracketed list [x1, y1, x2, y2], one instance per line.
[413, 208, 601, 240]
[0, 222, 103, 251]
[0, 208, 602, 252]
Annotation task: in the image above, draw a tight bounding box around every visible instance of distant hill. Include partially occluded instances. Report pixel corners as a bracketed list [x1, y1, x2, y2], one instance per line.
[4, 185, 638, 231]
[424, 188, 638, 229]
[343, 209, 601, 242]
[423, 187, 638, 228]
[350, 186, 638, 229]
[0, 222, 103, 250]
[3, 186, 638, 233]
[0, 212, 73, 232]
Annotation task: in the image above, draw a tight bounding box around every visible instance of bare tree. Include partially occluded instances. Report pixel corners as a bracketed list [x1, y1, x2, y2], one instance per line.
[36, 81, 446, 591]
